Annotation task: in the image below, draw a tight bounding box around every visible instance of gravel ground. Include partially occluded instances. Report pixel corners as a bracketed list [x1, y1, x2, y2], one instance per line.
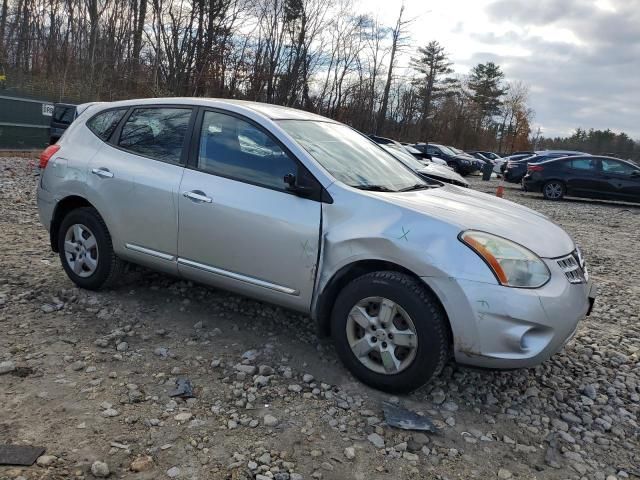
[1, 156, 639, 480]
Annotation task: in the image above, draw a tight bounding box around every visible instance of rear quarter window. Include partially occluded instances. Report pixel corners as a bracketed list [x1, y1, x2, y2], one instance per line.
[87, 109, 127, 141]
[52, 106, 76, 125]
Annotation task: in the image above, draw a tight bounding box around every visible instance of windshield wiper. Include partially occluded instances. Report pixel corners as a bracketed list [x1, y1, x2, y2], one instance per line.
[353, 185, 394, 192]
[399, 184, 430, 192]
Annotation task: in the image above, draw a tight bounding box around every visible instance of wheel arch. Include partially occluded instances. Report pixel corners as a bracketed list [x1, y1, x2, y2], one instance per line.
[313, 259, 453, 343]
[49, 195, 96, 252]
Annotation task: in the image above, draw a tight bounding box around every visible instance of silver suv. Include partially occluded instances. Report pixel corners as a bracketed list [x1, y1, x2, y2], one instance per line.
[37, 98, 596, 392]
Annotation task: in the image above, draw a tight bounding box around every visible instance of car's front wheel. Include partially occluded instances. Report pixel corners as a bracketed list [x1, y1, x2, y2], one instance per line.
[57, 207, 124, 290]
[543, 180, 565, 200]
[331, 271, 449, 393]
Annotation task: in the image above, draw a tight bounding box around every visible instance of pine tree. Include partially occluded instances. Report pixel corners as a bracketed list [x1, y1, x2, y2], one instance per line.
[468, 62, 507, 129]
[411, 40, 453, 142]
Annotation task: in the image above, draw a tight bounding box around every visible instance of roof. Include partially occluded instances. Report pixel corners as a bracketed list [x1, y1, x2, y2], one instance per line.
[92, 97, 332, 122]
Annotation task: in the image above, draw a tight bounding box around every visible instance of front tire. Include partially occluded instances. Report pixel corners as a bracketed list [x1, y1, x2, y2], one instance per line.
[331, 271, 449, 393]
[543, 180, 565, 200]
[57, 207, 124, 290]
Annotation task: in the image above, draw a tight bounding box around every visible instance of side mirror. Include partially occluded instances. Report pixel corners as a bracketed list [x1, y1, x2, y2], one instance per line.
[284, 173, 315, 198]
[631, 170, 640, 177]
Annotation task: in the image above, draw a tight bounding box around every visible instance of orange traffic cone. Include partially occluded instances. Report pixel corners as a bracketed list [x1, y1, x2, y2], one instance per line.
[496, 179, 505, 198]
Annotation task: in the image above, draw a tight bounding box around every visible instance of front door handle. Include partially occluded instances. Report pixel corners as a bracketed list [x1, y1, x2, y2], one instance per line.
[183, 190, 212, 203]
[91, 167, 114, 178]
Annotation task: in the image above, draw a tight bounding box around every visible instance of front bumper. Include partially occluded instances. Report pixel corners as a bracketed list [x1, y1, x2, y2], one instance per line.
[423, 259, 595, 369]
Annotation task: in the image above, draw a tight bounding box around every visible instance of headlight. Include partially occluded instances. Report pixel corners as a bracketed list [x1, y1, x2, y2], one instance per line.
[460, 230, 550, 288]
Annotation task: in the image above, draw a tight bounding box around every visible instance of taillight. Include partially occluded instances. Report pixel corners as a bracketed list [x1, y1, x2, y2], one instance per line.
[528, 165, 544, 172]
[39, 144, 61, 169]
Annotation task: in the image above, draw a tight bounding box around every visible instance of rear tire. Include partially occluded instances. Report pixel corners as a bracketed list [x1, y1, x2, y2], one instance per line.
[57, 207, 124, 290]
[331, 271, 449, 393]
[543, 180, 565, 200]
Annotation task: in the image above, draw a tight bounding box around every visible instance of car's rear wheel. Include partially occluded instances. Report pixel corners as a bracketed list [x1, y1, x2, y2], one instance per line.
[543, 180, 565, 200]
[331, 271, 449, 393]
[57, 207, 124, 290]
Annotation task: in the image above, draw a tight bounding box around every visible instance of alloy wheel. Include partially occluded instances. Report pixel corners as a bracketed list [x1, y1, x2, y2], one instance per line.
[544, 182, 563, 199]
[63, 223, 99, 278]
[346, 297, 418, 375]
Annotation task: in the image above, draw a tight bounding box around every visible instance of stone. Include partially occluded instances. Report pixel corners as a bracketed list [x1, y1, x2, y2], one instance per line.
[116, 341, 128, 352]
[167, 466, 181, 478]
[344, 447, 355, 459]
[263, 414, 279, 427]
[431, 390, 446, 404]
[36, 455, 57, 466]
[70, 360, 86, 371]
[403, 452, 419, 462]
[257, 452, 271, 465]
[442, 401, 458, 412]
[90, 460, 110, 477]
[234, 364, 257, 375]
[0, 361, 16, 375]
[174, 412, 193, 422]
[497, 468, 512, 479]
[367, 433, 385, 449]
[130, 455, 154, 472]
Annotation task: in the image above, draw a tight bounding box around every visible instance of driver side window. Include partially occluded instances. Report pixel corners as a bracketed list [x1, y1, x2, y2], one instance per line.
[197, 111, 297, 190]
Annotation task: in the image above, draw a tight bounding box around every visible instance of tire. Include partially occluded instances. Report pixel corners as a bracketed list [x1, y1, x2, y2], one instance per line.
[57, 207, 125, 290]
[542, 180, 565, 200]
[331, 271, 449, 393]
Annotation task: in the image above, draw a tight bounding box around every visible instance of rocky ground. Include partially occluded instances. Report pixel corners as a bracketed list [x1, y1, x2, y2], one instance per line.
[1, 155, 639, 480]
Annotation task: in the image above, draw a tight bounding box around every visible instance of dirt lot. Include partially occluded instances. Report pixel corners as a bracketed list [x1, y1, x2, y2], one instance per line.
[1, 156, 639, 480]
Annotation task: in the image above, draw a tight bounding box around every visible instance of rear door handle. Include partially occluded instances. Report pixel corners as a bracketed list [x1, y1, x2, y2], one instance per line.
[92, 167, 114, 178]
[183, 190, 212, 203]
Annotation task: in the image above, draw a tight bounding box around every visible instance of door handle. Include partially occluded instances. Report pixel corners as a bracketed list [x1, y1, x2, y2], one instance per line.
[183, 190, 212, 203]
[91, 167, 114, 178]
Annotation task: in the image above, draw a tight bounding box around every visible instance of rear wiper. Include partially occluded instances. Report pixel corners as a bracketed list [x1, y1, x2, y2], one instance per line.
[399, 184, 430, 192]
[354, 185, 393, 192]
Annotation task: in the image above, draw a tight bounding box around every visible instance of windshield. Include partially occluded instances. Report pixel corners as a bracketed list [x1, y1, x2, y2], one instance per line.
[381, 145, 427, 171]
[434, 144, 456, 156]
[278, 120, 424, 191]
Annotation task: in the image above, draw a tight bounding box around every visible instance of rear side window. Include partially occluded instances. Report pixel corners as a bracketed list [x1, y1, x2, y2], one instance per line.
[87, 109, 126, 141]
[118, 108, 191, 164]
[570, 158, 598, 171]
[53, 106, 76, 125]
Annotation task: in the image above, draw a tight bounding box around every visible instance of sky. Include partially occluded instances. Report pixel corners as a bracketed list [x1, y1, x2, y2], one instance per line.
[357, 0, 640, 139]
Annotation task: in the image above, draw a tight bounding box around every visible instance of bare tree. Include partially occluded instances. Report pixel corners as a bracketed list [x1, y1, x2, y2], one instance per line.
[375, 4, 411, 135]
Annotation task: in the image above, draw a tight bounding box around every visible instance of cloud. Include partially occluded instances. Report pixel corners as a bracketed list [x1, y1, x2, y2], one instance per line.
[479, 0, 640, 138]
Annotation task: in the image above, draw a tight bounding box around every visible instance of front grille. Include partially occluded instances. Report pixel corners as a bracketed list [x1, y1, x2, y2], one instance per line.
[557, 251, 588, 284]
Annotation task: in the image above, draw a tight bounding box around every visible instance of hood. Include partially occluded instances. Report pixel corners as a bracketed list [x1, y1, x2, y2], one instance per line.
[383, 186, 575, 258]
[429, 156, 448, 165]
[418, 165, 469, 186]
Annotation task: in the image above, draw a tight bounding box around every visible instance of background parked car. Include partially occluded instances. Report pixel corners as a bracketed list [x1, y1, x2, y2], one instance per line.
[523, 155, 640, 202]
[402, 144, 449, 166]
[49, 102, 101, 144]
[369, 136, 450, 167]
[469, 151, 501, 160]
[504, 150, 585, 184]
[380, 144, 470, 188]
[412, 143, 477, 175]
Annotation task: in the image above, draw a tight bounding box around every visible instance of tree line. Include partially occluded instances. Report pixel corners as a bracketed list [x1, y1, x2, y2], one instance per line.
[535, 128, 640, 162]
[0, 0, 635, 158]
